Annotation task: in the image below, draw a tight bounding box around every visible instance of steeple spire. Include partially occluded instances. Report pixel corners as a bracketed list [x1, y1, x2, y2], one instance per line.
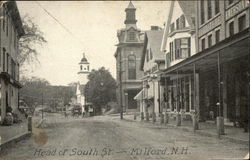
[80, 52, 88, 63]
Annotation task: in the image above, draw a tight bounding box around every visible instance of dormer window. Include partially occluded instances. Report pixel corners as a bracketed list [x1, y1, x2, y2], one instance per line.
[170, 23, 175, 33]
[180, 15, 186, 29]
[128, 31, 136, 41]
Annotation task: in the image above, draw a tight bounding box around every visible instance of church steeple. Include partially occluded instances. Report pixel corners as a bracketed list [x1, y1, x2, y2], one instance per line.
[124, 1, 137, 26]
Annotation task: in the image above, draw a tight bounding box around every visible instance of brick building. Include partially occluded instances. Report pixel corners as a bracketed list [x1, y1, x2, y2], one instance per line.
[114, 2, 144, 112]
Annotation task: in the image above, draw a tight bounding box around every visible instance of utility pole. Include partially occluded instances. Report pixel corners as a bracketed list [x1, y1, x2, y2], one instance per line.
[42, 92, 44, 119]
[119, 51, 123, 119]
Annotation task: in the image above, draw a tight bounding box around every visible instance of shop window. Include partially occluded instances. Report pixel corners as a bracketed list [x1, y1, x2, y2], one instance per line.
[174, 38, 191, 60]
[208, 34, 212, 48]
[176, 18, 180, 30]
[200, 0, 205, 24]
[215, 30, 220, 43]
[201, 38, 206, 51]
[238, 14, 246, 32]
[215, 0, 220, 14]
[207, 0, 212, 20]
[229, 21, 234, 36]
[128, 55, 136, 80]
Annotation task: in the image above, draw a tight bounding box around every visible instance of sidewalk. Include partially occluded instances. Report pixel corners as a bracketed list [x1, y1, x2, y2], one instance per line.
[0, 119, 31, 150]
[122, 114, 249, 145]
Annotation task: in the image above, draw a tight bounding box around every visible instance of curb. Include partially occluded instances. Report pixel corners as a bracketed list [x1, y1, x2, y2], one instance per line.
[123, 118, 249, 145]
[0, 131, 32, 152]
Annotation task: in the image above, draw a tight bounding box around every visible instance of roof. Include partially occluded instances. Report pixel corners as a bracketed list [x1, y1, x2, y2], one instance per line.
[80, 53, 89, 64]
[140, 30, 164, 70]
[126, 1, 136, 10]
[3, 1, 25, 37]
[178, 0, 196, 27]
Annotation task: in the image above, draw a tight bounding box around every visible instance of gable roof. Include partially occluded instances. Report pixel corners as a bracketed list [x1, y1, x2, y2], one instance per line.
[178, 0, 196, 28]
[140, 30, 164, 70]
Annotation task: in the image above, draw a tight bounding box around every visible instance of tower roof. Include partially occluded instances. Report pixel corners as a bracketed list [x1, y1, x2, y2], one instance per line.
[126, 1, 135, 9]
[80, 53, 88, 63]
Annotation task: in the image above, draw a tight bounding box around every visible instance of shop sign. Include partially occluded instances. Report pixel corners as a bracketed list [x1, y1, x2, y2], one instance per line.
[199, 15, 221, 37]
[226, 1, 248, 20]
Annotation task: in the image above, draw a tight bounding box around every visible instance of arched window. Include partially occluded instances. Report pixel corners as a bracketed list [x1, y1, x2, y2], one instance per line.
[128, 55, 136, 80]
[80, 65, 82, 71]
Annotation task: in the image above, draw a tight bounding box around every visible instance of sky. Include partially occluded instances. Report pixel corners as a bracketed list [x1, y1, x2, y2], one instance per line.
[17, 1, 170, 86]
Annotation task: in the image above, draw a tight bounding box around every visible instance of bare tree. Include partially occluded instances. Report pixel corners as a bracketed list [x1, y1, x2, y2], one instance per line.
[18, 15, 47, 68]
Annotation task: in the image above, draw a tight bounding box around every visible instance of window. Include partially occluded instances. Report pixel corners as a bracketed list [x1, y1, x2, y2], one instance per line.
[201, 38, 206, 51]
[180, 15, 186, 29]
[238, 15, 246, 32]
[2, 9, 5, 31]
[149, 49, 153, 60]
[208, 34, 212, 47]
[228, 0, 234, 5]
[7, 53, 9, 72]
[128, 32, 136, 41]
[200, 0, 205, 24]
[215, 0, 220, 14]
[6, 15, 8, 37]
[176, 18, 180, 30]
[170, 23, 175, 32]
[169, 42, 174, 61]
[174, 38, 191, 60]
[146, 49, 149, 62]
[128, 55, 136, 80]
[229, 21, 234, 36]
[215, 30, 220, 43]
[207, 0, 212, 20]
[80, 65, 82, 70]
[87, 65, 89, 71]
[3, 49, 6, 71]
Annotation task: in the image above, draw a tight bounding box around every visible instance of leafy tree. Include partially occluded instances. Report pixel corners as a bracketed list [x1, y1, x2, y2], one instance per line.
[20, 77, 75, 109]
[84, 67, 116, 113]
[18, 15, 47, 69]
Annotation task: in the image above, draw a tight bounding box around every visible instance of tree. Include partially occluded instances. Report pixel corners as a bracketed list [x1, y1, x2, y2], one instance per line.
[84, 67, 116, 113]
[18, 15, 47, 69]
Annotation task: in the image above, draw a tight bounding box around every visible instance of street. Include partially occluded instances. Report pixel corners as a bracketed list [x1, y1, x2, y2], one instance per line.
[0, 113, 248, 160]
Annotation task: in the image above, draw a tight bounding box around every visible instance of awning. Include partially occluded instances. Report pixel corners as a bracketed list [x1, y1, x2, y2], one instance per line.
[134, 89, 144, 100]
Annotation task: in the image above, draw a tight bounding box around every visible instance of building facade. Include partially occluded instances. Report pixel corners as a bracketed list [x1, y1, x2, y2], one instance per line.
[136, 27, 165, 120]
[76, 53, 90, 113]
[160, 0, 249, 131]
[195, 0, 249, 127]
[0, 1, 24, 123]
[114, 2, 144, 112]
[161, 0, 197, 120]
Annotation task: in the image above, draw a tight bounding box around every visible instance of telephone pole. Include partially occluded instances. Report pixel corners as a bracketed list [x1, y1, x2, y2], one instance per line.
[119, 51, 123, 119]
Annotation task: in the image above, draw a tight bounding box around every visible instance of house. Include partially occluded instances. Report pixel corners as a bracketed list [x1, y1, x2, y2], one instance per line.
[135, 26, 164, 121]
[114, 1, 144, 113]
[0, 1, 24, 124]
[160, 0, 197, 125]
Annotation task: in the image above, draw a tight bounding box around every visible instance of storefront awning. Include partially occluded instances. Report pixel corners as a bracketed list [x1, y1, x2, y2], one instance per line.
[134, 89, 144, 100]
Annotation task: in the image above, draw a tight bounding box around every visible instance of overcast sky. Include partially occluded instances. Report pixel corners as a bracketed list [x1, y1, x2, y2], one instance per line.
[17, 1, 170, 86]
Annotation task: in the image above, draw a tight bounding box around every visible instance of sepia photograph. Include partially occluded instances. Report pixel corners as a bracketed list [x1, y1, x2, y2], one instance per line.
[0, 0, 249, 160]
